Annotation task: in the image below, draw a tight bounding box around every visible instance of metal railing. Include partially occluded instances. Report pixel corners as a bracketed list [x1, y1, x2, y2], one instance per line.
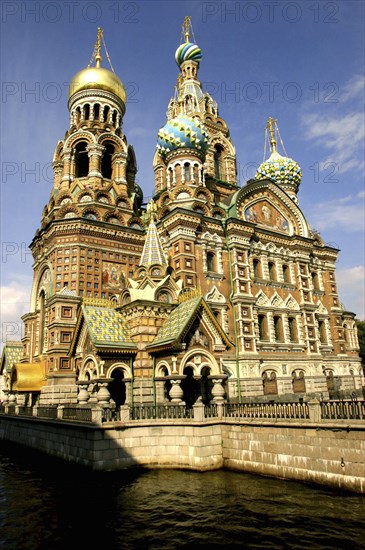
[320, 400, 365, 420]
[17, 406, 34, 416]
[204, 404, 218, 418]
[223, 401, 310, 420]
[37, 406, 58, 419]
[63, 407, 92, 422]
[130, 404, 194, 420]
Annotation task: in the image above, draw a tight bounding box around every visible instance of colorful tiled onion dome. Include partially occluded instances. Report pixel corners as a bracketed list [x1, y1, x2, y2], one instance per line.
[157, 115, 209, 156]
[175, 42, 202, 66]
[256, 151, 302, 188]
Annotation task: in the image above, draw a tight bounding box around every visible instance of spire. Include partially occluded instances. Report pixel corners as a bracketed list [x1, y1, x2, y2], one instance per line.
[183, 16, 191, 42]
[139, 201, 168, 267]
[266, 116, 278, 155]
[87, 27, 115, 72]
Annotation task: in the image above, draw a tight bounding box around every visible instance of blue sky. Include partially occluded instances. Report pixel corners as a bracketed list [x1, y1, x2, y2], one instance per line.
[1, 0, 364, 346]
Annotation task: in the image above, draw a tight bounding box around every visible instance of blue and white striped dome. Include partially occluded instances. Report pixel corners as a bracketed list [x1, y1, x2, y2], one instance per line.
[175, 42, 202, 66]
[156, 115, 209, 156]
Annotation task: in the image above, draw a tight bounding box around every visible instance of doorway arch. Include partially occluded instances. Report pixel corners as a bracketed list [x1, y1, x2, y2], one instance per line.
[108, 368, 126, 408]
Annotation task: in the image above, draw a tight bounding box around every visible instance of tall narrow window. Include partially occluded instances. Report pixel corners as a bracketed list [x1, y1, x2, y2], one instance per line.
[288, 317, 298, 342]
[84, 104, 90, 120]
[258, 314, 268, 341]
[103, 105, 110, 123]
[207, 252, 215, 272]
[274, 316, 283, 342]
[318, 320, 327, 344]
[311, 271, 319, 290]
[93, 103, 100, 120]
[282, 264, 291, 283]
[253, 259, 261, 278]
[268, 261, 276, 280]
[101, 142, 115, 179]
[184, 163, 191, 182]
[214, 145, 223, 180]
[75, 142, 89, 178]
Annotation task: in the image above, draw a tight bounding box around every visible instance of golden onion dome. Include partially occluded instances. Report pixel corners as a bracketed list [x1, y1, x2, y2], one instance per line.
[68, 65, 126, 103]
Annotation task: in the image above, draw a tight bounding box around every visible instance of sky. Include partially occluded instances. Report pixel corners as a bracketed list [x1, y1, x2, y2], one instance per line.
[0, 0, 364, 348]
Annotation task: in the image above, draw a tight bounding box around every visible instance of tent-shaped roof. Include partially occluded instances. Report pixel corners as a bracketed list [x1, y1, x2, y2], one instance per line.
[146, 296, 232, 352]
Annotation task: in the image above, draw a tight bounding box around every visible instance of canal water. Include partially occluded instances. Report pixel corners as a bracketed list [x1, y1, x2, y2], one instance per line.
[0, 443, 364, 550]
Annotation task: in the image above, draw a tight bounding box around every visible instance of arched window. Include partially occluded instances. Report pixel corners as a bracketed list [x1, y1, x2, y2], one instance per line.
[112, 110, 117, 125]
[214, 145, 224, 180]
[84, 104, 90, 120]
[292, 370, 306, 393]
[75, 141, 89, 178]
[184, 163, 191, 182]
[103, 105, 110, 123]
[93, 103, 100, 120]
[262, 371, 278, 395]
[101, 142, 115, 179]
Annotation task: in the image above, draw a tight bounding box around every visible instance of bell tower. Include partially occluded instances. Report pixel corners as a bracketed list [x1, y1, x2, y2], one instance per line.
[21, 29, 145, 404]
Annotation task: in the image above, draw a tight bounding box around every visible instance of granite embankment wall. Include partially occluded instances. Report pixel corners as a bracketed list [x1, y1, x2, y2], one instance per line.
[0, 414, 364, 493]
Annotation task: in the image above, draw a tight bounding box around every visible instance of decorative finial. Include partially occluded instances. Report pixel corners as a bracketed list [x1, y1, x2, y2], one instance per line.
[95, 27, 103, 68]
[266, 116, 277, 154]
[183, 16, 191, 42]
[146, 200, 158, 223]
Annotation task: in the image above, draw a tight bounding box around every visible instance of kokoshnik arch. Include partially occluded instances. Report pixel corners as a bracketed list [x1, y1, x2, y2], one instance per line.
[0, 20, 362, 408]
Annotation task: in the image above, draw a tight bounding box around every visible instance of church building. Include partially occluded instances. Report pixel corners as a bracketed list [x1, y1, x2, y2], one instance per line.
[1, 20, 362, 408]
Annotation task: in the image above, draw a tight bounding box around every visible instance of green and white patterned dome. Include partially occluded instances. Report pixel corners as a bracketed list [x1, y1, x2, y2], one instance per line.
[255, 117, 302, 196]
[256, 151, 302, 188]
[157, 115, 209, 157]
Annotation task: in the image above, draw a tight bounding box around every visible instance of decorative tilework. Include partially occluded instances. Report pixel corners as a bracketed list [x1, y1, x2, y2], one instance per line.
[149, 297, 201, 348]
[82, 306, 136, 349]
[0, 342, 23, 373]
[139, 220, 167, 267]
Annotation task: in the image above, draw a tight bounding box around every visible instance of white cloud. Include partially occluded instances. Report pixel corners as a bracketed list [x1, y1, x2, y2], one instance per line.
[301, 73, 365, 175]
[0, 282, 31, 348]
[309, 192, 365, 232]
[342, 74, 365, 103]
[302, 111, 365, 174]
[336, 266, 365, 320]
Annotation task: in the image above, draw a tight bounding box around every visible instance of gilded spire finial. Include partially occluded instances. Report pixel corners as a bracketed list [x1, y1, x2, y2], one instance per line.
[266, 116, 277, 154]
[183, 16, 191, 42]
[95, 27, 103, 68]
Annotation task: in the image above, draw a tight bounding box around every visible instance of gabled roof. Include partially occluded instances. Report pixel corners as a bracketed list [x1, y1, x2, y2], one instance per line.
[146, 296, 232, 352]
[0, 341, 23, 375]
[70, 304, 137, 354]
